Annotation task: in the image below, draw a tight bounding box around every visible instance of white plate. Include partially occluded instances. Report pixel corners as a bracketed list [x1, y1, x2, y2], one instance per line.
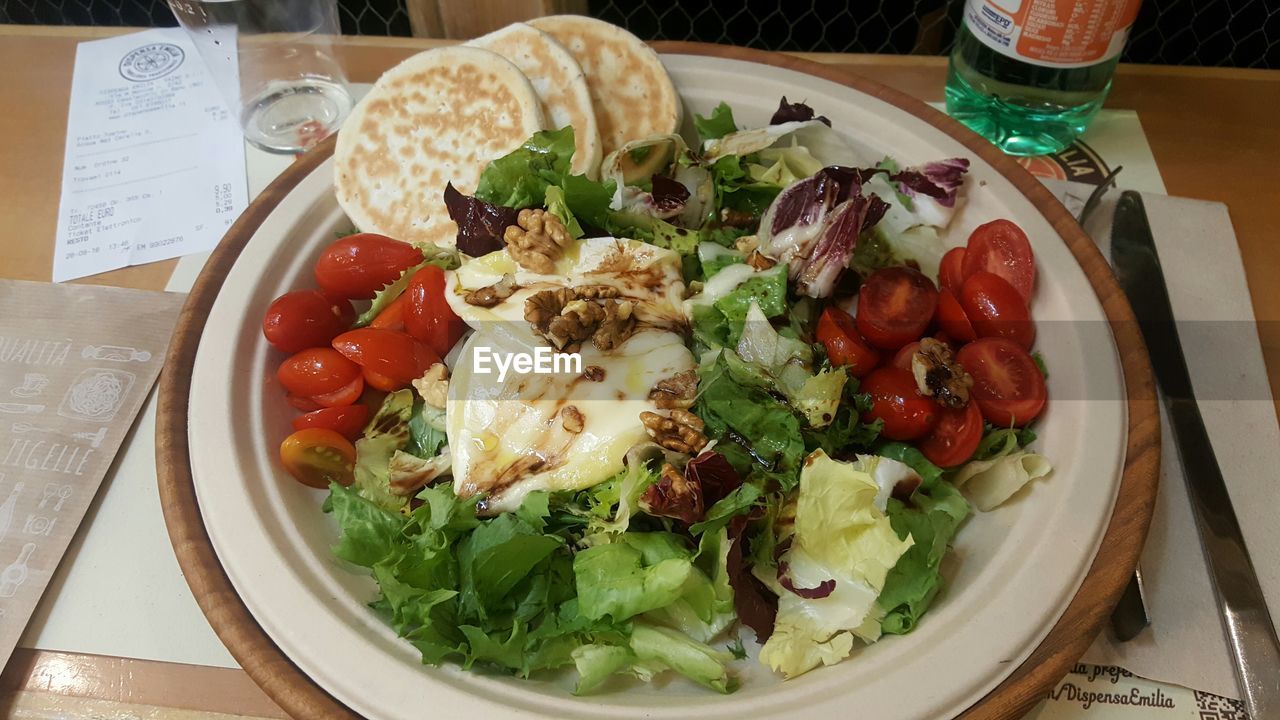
[187, 54, 1126, 719]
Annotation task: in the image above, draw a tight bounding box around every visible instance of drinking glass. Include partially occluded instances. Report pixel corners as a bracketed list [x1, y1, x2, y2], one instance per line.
[168, 0, 354, 154]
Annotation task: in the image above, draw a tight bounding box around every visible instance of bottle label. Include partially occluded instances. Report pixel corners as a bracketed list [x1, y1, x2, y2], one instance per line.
[963, 0, 1141, 68]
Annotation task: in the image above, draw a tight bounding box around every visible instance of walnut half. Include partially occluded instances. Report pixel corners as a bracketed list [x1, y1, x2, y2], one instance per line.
[640, 409, 708, 454]
[504, 209, 571, 274]
[464, 273, 519, 307]
[524, 287, 636, 353]
[412, 363, 449, 409]
[911, 337, 973, 408]
[649, 369, 699, 409]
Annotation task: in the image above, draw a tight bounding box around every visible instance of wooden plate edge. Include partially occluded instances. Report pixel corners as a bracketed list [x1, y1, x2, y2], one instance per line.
[155, 41, 1160, 720]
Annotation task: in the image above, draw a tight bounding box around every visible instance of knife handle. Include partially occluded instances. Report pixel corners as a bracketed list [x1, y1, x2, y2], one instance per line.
[1168, 397, 1280, 717]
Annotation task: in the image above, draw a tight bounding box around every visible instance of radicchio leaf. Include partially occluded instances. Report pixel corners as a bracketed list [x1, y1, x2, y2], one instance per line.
[757, 165, 860, 238]
[770, 96, 831, 127]
[776, 559, 837, 599]
[442, 182, 518, 256]
[639, 464, 704, 525]
[792, 191, 887, 298]
[727, 514, 777, 643]
[685, 451, 742, 507]
[893, 157, 970, 208]
[650, 173, 691, 215]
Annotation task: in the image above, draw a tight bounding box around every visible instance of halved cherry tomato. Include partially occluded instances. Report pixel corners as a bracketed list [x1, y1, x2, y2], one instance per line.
[361, 366, 404, 392]
[262, 290, 354, 353]
[286, 394, 323, 412]
[332, 328, 439, 388]
[404, 265, 466, 358]
[369, 293, 408, 331]
[961, 219, 1036, 301]
[816, 306, 880, 377]
[935, 289, 978, 343]
[277, 347, 361, 397]
[959, 271, 1035, 349]
[938, 247, 968, 294]
[892, 341, 920, 370]
[279, 428, 356, 489]
[855, 267, 939, 350]
[956, 337, 1047, 426]
[314, 234, 423, 300]
[860, 366, 940, 441]
[919, 401, 984, 468]
[310, 374, 364, 408]
[292, 404, 370, 440]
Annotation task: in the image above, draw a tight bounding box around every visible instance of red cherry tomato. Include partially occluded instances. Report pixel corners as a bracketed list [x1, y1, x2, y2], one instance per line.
[276, 348, 361, 397]
[310, 375, 364, 408]
[959, 272, 1035, 349]
[860, 366, 940, 441]
[262, 290, 354, 353]
[286, 394, 323, 412]
[314, 234, 423, 300]
[816, 306, 880, 377]
[961, 220, 1036, 301]
[279, 428, 355, 489]
[332, 328, 440, 388]
[855, 267, 939, 350]
[292, 404, 370, 440]
[919, 401, 984, 468]
[369, 293, 408, 331]
[935, 289, 978, 343]
[362, 367, 404, 392]
[404, 265, 466, 358]
[956, 337, 1047, 426]
[891, 341, 920, 371]
[938, 247, 967, 294]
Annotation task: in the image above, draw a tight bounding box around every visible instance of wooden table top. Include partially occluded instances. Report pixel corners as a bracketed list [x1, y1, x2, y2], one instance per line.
[0, 23, 1277, 718]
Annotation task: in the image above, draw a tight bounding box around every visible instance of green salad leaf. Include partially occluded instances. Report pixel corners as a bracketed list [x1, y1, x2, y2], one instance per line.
[694, 102, 739, 143]
[878, 479, 969, 635]
[695, 352, 806, 491]
[474, 127, 577, 208]
[352, 390, 415, 511]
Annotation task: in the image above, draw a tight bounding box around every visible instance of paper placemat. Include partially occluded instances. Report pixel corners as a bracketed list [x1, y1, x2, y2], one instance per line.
[0, 280, 184, 667]
[1045, 180, 1279, 702]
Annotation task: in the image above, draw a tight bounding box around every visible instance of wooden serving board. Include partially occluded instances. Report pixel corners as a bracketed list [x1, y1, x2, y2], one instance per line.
[155, 42, 1160, 720]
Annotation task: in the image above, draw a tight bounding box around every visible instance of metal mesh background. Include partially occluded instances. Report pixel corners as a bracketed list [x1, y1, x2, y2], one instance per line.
[2, 0, 1277, 68]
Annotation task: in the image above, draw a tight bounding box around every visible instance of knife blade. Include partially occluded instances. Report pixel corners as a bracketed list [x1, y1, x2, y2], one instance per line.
[1111, 190, 1280, 718]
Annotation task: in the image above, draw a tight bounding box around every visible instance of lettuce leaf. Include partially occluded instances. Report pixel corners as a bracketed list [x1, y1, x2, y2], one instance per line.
[352, 389, 415, 511]
[756, 450, 914, 678]
[694, 102, 738, 143]
[878, 480, 969, 634]
[326, 483, 633, 681]
[474, 127, 577, 208]
[695, 352, 806, 491]
[952, 451, 1053, 511]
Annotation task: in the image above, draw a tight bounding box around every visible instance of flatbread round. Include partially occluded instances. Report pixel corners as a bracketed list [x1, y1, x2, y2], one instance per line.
[527, 15, 681, 160]
[334, 46, 545, 247]
[468, 22, 602, 178]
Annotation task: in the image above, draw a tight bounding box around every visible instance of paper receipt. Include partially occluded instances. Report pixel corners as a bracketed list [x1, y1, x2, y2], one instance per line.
[53, 27, 247, 282]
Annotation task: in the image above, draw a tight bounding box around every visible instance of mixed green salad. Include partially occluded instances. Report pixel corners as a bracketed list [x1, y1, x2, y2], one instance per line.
[276, 97, 1055, 694]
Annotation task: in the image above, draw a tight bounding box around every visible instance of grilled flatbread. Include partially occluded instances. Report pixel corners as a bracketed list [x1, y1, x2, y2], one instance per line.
[334, 46, 544, 246]
[527, 15, 681, 159]
[468, 22, 602, 178]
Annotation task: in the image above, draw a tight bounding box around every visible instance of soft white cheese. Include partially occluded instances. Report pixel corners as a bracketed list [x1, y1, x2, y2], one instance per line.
[445, 237, 695, 513]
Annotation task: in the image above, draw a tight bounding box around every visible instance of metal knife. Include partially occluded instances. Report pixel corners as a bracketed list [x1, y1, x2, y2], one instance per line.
[1111, 190, 1280, 718]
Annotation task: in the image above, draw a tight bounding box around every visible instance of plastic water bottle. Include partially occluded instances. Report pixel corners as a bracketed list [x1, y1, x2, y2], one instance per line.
[946, 0, 1142, 156]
